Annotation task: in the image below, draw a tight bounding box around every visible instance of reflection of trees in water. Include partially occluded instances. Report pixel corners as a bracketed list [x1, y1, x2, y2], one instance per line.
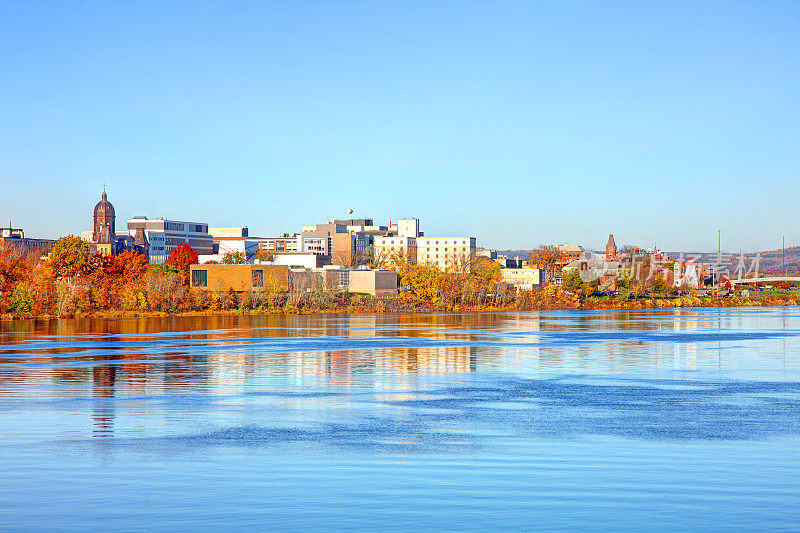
[92, 363, 116, 437]
[1, 309, 795, 403]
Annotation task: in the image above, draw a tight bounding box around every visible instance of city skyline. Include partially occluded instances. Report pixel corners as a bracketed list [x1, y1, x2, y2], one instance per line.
[2, 1, 798, 251]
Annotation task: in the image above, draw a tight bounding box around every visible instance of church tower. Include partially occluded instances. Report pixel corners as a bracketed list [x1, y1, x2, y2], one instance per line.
[93, 188, 116, 244]
[605, 234, 617, 261]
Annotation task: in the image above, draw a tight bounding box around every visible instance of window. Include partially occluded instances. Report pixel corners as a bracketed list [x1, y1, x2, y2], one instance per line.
[191, 270, 207, 287]
[252, 270, 264, 287]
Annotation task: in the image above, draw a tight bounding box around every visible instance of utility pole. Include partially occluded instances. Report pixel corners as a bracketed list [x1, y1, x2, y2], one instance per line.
[783, 236, 786, 277]
[714, 230, 721, 287]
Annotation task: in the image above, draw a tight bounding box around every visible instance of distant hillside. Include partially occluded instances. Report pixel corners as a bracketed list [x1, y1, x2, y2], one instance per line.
[494, 245, 800, 276]
[664, 246, 800, 276]
[747, 245, 800, 275]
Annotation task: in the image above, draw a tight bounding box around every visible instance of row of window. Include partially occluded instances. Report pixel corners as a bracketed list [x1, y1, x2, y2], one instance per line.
[165, 222, 209, 233]
[379, 240, 470, 246]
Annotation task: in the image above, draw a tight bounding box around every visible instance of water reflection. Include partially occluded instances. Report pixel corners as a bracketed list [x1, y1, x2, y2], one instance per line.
[2, 309, 800, 531]
[0, 308, 798, 442]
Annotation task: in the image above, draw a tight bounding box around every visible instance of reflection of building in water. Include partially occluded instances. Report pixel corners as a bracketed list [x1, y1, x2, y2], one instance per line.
[92, 364, 116, 437]
[375, 346, 477, 374]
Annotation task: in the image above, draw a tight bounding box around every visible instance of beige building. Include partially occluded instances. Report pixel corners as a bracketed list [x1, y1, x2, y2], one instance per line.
[288, 267, 398, 297]
[416, 237, 477, 270]
[397, 218, 421, 238]
[373, 236, 417, 266]
[189, 264, 290, 292]
[500, 268, 544, 291]
[349, 269, 398, 297]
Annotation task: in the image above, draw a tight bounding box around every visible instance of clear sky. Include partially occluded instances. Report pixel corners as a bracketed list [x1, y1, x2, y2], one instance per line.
[1, 1, 798, 252]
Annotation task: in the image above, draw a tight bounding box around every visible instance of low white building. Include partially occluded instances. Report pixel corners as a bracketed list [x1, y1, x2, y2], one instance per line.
[501, 268, 544, 291]
[269, 252, 330, 269]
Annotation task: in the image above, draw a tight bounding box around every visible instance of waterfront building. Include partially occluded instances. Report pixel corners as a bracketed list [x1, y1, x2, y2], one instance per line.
[188, 263, 397, 297]
[495, 254, 524, 269]
[300, 223, 345, 256]
[606, 234, 617, 260]
[558, 244, 585, 264]
[300, 223, 369, 266]
[397, 218, 422, 238]
[259, 233, 301, 254]
[373, 236, 417, 266]
[209, 226, 264, 262]
[92, 189, 115, 246]
[80, 190, 144, 257]
[500, 268, 544, 291]
[331, 232, 369, 266]
[126, 216, 213, 262]
[332, 218, 391, 237]
[416, 237, 477, 270]
[349, 269, 398, 297]
[0, 227, 24, 239]
[189, 263, 289, 291]
[0, 226, 56, 258]
[268, 252, 330, 269]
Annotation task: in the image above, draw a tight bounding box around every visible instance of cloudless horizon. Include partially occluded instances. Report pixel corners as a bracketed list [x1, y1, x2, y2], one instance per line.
[1, 1, 798, 252]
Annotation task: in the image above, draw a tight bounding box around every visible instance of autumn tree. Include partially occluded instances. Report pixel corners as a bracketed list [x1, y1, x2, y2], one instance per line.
[222, 251, 246, 264]
[166, 244, 198, 283]
[530, 245, 563, 283]
[46, 236, 90, 280]
[562, 268, 584, 294]
[355, 246, 381, 268]
[108, 250, 148, 281]
[399, 264, 441, 303]
[255, 248, 275, 263]
[149, 263, 179, 275]
[0, 242, 35, 312]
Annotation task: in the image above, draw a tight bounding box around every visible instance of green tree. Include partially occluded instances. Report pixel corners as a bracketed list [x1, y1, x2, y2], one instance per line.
[562, 269, 583, 293]
[255, 248, 275, 263]
[222, 251, 246, 264]
[653, 277, 671, 295]
[9, 284, 34, 313]
[47, 236, 90, 280]
[149, 263, 179, 275]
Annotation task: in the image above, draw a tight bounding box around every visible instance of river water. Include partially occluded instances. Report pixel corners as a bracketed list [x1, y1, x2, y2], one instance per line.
[1, 308, 799, 531]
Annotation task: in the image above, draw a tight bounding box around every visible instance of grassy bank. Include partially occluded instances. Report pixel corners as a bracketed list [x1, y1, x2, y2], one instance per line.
[2, 291, 797, 321]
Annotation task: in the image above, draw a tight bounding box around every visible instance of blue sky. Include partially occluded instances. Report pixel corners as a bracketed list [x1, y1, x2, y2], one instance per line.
[1, 1, 798, 251]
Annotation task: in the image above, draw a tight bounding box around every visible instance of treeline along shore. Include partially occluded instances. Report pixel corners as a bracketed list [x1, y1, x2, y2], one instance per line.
[1, 237, 798, 321]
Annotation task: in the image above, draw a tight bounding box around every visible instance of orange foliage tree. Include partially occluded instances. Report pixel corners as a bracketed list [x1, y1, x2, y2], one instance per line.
[108, 250, 149, 281]
[0, 242, 36, 313]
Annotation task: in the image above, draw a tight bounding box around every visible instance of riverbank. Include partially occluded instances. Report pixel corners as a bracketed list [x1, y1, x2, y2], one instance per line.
[2, 292, 797, 321]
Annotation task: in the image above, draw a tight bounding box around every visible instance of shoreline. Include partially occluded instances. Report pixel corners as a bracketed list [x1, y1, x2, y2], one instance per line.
[2, 295, 797, 321]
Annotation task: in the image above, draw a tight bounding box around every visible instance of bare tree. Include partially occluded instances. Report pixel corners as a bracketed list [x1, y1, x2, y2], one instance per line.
[530, 245, 563, 283]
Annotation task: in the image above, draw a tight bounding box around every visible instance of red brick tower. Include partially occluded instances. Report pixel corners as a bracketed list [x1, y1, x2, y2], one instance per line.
[92, 188, 116, 244]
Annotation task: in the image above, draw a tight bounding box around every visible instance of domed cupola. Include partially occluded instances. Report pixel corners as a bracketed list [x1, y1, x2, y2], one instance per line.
[92, 188, 116, 244]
